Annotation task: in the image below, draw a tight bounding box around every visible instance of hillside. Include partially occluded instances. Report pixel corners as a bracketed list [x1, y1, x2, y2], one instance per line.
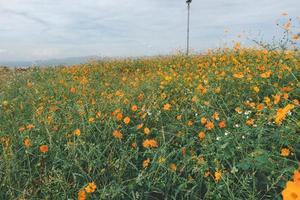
[0, 48, 300, 199]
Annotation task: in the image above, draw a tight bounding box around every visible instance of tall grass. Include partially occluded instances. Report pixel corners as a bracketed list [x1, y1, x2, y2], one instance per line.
[0, 46, 299, 199]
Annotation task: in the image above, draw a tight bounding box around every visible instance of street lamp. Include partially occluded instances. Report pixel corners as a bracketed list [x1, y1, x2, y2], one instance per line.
[186, 0, 192, 56]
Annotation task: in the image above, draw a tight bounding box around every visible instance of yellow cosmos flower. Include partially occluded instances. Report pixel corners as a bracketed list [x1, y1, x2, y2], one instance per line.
[123, 116, 131, 124]
[163, 103, 171, 111]
[74, 128, 81, 136]
[143, 139, 158, 148]
[143, 127, 150, 135]
[112, 130, 123, 139]
[84, 182, 96, 193]
[214, 170, 222, 182]
[143, 158, 150, 168]
[281, 148, 290, 157]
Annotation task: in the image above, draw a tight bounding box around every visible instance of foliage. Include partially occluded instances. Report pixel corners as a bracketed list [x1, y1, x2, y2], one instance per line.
[0, 47, 299, 199]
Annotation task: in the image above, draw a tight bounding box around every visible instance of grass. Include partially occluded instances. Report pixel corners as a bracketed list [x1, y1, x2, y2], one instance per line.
[0, 47, 299, 199]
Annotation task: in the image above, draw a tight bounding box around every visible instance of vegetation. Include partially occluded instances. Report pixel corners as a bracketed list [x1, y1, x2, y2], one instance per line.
[0, 44, 299, 200]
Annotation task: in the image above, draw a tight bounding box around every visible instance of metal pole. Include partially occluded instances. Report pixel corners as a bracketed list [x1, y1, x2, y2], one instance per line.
[187, 2, 190, 56]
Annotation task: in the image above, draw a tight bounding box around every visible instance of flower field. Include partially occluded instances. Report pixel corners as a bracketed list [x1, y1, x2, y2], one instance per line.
[0, 47, 299, 199]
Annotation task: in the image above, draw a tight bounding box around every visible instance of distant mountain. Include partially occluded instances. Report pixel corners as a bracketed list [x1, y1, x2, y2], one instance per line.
[0, 56, 101, 68]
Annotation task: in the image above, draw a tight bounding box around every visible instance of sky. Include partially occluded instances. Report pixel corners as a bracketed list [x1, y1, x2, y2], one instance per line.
[0, 0, 299, 63]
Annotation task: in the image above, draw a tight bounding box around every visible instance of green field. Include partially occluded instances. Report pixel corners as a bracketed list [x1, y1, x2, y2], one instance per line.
[0, 47, 300, 199]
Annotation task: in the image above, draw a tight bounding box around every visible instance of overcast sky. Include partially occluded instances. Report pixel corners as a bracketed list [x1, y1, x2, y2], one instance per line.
[0, 0, 299, 62]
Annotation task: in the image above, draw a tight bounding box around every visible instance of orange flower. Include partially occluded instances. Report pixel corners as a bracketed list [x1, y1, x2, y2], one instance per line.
[112, 130, 123, 139]
[23, 138, 31, 148]
[70, 87, 76, 93]
[27, 82, 33, 88]
[273, 94, 281, 105]
[112, 108, 121, 116]
[293, 34, 299, 40]
[84, 182, 96, 193]
[74, 128, 81, 136]
[163, 103, 171, 111]
[192, 96, 198, 103]
[235, 107, 242, 114]
[197, 84, 207, 94]
[39, 145, 49, 153]
[143, 158, 150, 168]
[233, 72, 244, 78]
[176, 115, 182, 120]
[78, 190, 86, 200]
[264, 97, 271, 105]
[275, 104, 295, 125]
[137, 93, 144, 102]
[218, 121, 226, 128]
[19, 126, 26, 132]
[116, 113, 123, 121]
[79, 77, 89, 85]
[212, 112, 219, 120]
[283, 93, 289, 100]
[96, 112, 101, 118]
[115, 90, 122, 97]
[88, 117, 95, 123]
[131, 105, 138, 111]
[136, 123, 144, 130]
[142, 139, 158, 148]
[282, 181, 300, 200]
[293, 170, 300, 184]
[200, 117, 207, 125]
[123, 117, 131, 124]
[198, 131, 205, 140]
[187, 120, 193, 126]
[283, 21, 291, 30]
[281, 148, 290, 157]
[260, 71, 272, 78]
[246, 118, 254, 126]
[123, 98, 129, 105]
[131, 142, 137, 148]
[256, 103, 264, 111]
[204, 171, 210, 178]
[26, 124, 35, 130]
[170, 163, 177, 172]
[144, 127, 150, 135]
[214, 170, 222, 182]
[205, 121, 214, 130]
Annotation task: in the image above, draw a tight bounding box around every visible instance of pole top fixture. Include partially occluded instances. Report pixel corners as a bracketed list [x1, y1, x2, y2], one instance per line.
[186, 0, 192, 4]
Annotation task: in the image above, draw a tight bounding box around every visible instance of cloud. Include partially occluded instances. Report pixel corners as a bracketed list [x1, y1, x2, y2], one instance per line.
[0, 0, 299, 62]
[1, 8, 51, 27]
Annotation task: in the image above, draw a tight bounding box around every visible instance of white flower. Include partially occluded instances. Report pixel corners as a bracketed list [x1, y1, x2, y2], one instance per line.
[225, 130, 230, 136]
[147, 110, 152, 116]
[244, 110, 252, 115]
[216, 136, 221, 141]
